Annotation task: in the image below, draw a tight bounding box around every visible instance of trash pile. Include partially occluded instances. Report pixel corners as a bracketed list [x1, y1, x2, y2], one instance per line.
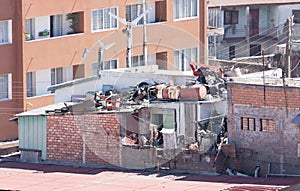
[49, 62, 230, 114]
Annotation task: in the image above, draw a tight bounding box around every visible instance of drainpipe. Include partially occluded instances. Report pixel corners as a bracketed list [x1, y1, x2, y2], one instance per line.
[254, 166, 260, 178]
[245, 6, 250, 43]
[82, 115, 86, 164]
[266, 162, 300, 177]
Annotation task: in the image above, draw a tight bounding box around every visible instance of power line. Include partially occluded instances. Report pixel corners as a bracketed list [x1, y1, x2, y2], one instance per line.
[214, 23, 287, 59]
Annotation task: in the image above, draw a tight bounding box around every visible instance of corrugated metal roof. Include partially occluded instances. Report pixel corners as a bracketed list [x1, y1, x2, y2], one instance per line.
[16, 102, 75, 117]
[208, 0, 300, 8]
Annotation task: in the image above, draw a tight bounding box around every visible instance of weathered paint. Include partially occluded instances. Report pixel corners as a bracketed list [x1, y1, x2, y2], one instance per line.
[18, 116, 47, 160]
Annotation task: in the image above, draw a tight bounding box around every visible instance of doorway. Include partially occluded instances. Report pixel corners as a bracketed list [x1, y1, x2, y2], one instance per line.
[249, 9, 259, 38]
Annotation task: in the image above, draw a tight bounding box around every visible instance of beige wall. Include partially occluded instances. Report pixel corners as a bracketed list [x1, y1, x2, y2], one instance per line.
[0, 0, 24, 141]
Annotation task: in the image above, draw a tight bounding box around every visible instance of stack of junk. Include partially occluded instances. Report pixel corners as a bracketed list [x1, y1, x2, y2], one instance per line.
[49, 62, 231, 114]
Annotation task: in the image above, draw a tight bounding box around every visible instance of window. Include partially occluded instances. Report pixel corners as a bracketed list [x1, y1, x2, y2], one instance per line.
[25, 18, 35, 41]
[174, 0, 198, 20]
[229, 46, 235, 60]
[0, 74, 12, 100]
[209, 8, 222, 28]
[174, 47, 198, 71]
[151, 109, 176, 148]
[293, 10, 300, 24]
[132, 55, 145, 67]
[51, 67, 63, 85]
[92, 59, 118, 75]
[224, 10, 238, 25]
[0, 20, 12, 44]
[260, 119, 276, 132]
[51, 14, 63, 37]
[92, 7, 117, 31]
[127, 1, 166, 24]
[241, 117, 256, 131]
[151, 109, 176, 130]
[126, 4, 143, 24]
[26, 72, 36, 97]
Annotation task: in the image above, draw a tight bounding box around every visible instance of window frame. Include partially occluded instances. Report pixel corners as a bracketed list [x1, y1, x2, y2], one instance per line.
[0, 19, 12, 45]
[26, 72, 37, 98]
[0, 73, 12, 101]
[293, 10, 300, 24]
[260, 119, 276, 132]
[241, 117, 256, 131]
[224, 10, 239, 25]
[91, 7, 118, 32]
[92, 59, 119, 75]
[174, 0, 198, 20]
[174, 47, 198, 71]
[51, 67, 63, 86]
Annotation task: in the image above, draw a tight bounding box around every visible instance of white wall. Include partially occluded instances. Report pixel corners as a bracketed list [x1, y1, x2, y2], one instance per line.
[8, 20, 12, 43]
[35, 69, 51, 96]
[55, 79, 102, 103]
[54, 69, 193, 103]
[259, 6, 269, 32]
[278, 4, 300, 25]
[35, 16, 50, 40]
[63, 66, 73, 82]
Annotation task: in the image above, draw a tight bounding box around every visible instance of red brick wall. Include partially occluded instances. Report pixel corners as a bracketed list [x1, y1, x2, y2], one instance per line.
[47, 113, 121, 166]
[227, 83, 300, 175]
[230, 83, 300, 109]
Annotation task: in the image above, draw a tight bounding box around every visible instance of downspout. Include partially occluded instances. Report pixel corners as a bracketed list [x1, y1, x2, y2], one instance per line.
[267, 163, 300, 177]
[82, 115, 86, 164]
[254, 166, 260, 178]
[245, 6, 250, 43]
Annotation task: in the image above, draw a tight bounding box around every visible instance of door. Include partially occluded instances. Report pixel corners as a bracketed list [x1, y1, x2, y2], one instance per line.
[229, 46, 235, 60]
[250, 44, 261, 56]
[249, 9, 259, 37]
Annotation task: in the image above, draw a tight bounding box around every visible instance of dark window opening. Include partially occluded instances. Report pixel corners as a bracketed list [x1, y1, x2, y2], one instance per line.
[260, 119, 276, 132]
[229, 46, 235, 60]
[241, 117, 256, 131]
[224, 10, 238, 25]
[293, 10, 300, 23]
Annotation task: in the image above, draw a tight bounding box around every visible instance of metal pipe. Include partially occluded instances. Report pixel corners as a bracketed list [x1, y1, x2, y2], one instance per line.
[267, 173, 300, 177]
[266, 162, 300, 177]
[82, 115, 86, 164]
[143, 0, 147, 66]
[254, 166, 260, 178]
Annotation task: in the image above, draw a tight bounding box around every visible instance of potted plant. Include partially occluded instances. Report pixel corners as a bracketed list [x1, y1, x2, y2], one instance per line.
[39, 30, 50, 36]
[67, 13, 79, 34]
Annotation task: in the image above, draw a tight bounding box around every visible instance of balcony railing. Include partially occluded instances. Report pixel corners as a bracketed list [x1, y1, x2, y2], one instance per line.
[223, 26, 280, 42]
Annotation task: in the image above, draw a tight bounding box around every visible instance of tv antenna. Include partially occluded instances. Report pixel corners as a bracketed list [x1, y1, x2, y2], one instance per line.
[108, 8, 150, 68]
[82, 40, 114, 78]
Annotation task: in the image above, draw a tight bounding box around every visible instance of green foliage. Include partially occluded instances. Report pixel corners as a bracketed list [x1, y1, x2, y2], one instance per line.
[67, 13, 79, 33]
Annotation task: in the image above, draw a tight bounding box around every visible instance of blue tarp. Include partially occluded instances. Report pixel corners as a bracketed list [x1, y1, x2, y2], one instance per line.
[292, 114, 300, 124]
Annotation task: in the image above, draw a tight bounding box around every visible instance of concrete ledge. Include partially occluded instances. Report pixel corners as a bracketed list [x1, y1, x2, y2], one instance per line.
[0, 140, 19, 156]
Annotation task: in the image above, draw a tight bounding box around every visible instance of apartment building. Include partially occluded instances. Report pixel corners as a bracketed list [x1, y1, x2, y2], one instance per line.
[0, 0, 207, 141]
[208, 0, 300, 60]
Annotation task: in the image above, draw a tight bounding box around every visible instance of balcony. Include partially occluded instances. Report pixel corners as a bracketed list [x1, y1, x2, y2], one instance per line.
[25, 12, 84, 41]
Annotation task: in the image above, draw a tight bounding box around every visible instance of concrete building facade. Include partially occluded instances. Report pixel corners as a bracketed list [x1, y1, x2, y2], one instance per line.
[0, 0, 208, 141]
[208, 0, 300, 60]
